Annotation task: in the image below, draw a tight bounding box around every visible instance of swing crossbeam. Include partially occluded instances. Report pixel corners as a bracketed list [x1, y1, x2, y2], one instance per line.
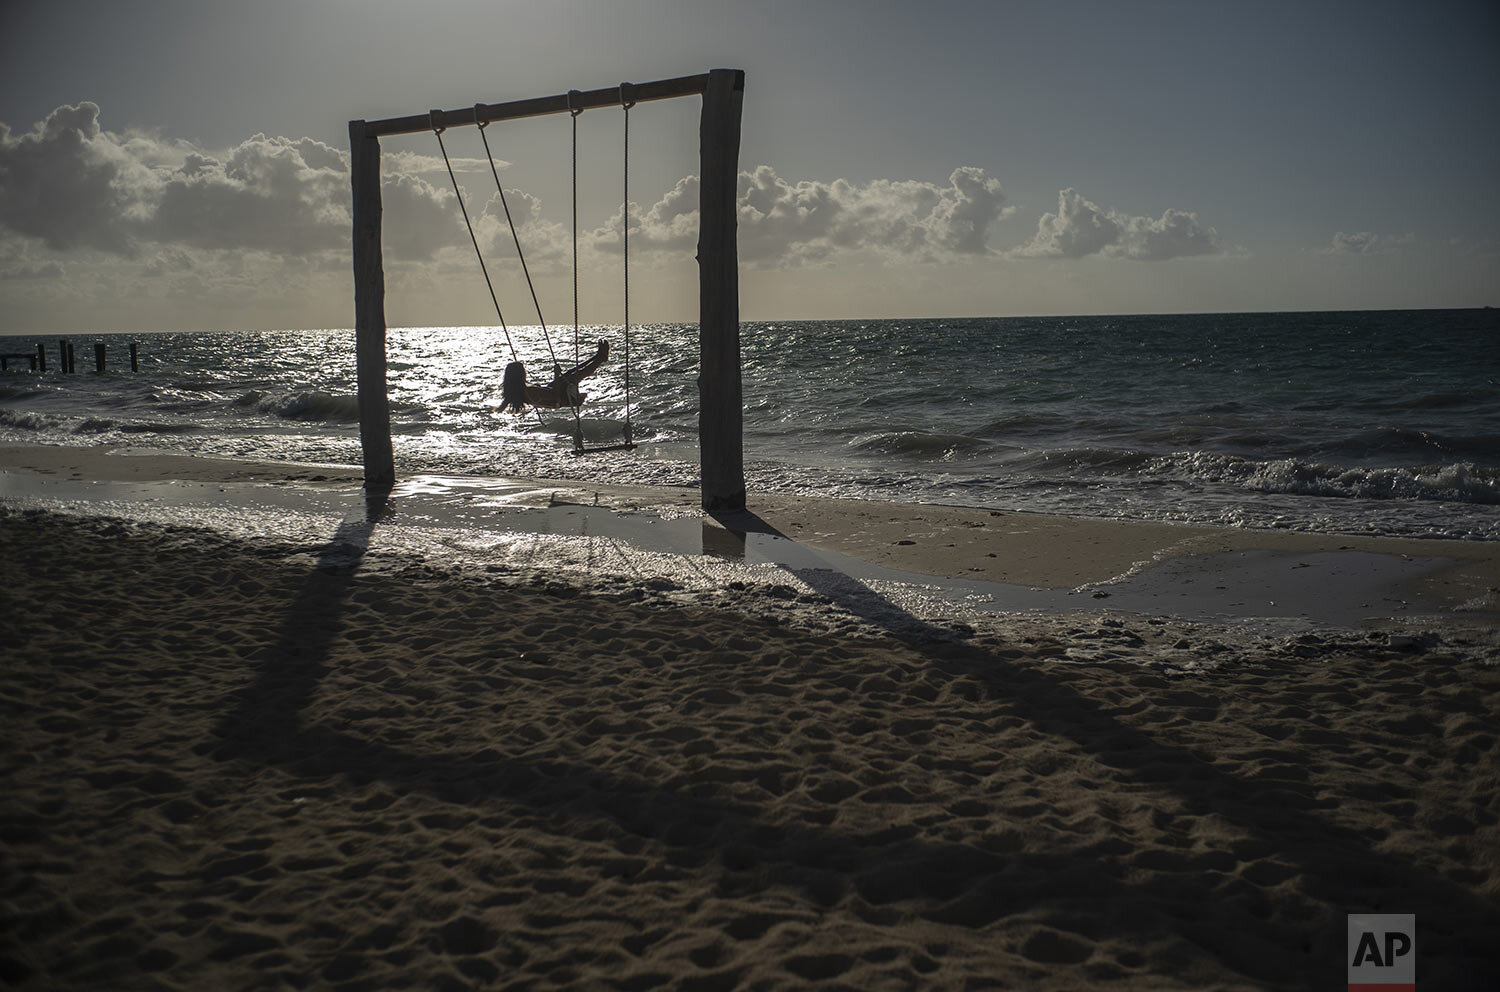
[361, 74, 713, 138]
[351, 68, 746, 511]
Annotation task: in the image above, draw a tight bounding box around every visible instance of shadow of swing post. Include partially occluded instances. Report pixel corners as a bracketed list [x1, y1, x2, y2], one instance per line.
[196, 489, 1499, 986]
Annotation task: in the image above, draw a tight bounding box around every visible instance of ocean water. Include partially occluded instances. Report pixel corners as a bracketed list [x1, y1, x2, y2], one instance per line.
[2, 310, 1497, 540]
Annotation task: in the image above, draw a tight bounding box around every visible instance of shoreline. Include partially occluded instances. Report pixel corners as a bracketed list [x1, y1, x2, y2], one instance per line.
[3, 441, 1498, 636]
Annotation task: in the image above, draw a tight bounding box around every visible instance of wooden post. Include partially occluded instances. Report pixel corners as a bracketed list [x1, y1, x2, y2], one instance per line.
[129, 342, 139, 372]
[37, 343, 46, 373]
[94, 343, 106, 373]
[350, 120, 395, 492]
[698, 68, 746, 512]
[59, 340, 68, 373]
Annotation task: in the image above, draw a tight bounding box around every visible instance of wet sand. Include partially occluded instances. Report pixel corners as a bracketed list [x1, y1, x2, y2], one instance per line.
[2, 443, 1499, 990]
[4, 443, 1498, 626]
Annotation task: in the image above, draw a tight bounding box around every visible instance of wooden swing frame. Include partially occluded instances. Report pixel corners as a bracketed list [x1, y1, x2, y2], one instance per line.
[349, 68, 746, 511]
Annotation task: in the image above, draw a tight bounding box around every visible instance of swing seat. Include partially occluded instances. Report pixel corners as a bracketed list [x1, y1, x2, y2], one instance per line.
[568, 407, 637, 455]
[572, 441, 637, 456]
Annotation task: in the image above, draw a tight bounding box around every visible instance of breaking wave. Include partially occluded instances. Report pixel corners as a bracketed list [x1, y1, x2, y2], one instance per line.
[849, 431, 989, 458]
[71, 417, 200, 436]
[1147, 452, 1500, 505]
[0, 408, 55, 431]
[236, 389, 362, 423]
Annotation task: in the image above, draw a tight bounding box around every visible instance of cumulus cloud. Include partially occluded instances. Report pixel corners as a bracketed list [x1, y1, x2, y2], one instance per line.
[609, 165, 1013, 264]
[0, 101, 461, 262]
[1015, 188, 1220, 261]
[150, 133, 351, 254]
[379, 172, 463, 260]
[930, 167, 1012, 253]
[1327, 231, 1412, 255]
[1115, 208, 1220, 261]
[1016, 188, 1118, 259]
[0, 102, 147, 252]
[8, 101, 1222, 287]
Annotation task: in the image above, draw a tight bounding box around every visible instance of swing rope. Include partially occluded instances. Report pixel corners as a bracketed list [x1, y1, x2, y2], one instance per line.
[473, 107, 585, 444]
[433, 118, 551, 430]
[569, 91, 582, 366]
[431, 86, 641, 453]
[621, 83, 635, 445]
[431, 120, 520, 367]
[475, 108, 559, 371]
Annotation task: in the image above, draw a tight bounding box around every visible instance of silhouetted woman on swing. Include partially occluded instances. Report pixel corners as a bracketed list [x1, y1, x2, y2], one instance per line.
[498, 339, 610, 413]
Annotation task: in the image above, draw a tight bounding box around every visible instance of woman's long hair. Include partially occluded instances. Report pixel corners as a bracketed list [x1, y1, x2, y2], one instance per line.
[500, 361, 528, 413]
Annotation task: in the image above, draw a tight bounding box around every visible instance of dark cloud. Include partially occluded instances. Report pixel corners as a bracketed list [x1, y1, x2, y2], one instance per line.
[151, 134, 349, 254]
[382, 173, 462, 260]
[0, 102, 140, 252]
[0, 102, 460, 261]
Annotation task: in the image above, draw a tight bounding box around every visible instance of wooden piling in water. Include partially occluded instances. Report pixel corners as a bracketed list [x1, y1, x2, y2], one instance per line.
[66, 341, 76, 374]
[129, 342, 139, 372]
[37, 342, 46, 373]
[94, 343, 106, 373]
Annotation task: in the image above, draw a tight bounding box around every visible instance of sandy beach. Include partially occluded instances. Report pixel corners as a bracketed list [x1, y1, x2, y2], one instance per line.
[3, 443, 1499, 990]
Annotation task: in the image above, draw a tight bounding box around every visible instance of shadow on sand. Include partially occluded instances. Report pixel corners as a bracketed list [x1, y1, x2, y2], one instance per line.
[210, 497, 1496, 989]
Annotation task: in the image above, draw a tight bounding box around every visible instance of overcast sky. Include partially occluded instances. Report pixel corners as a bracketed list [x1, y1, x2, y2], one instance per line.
[1, 0, 1497, 332]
